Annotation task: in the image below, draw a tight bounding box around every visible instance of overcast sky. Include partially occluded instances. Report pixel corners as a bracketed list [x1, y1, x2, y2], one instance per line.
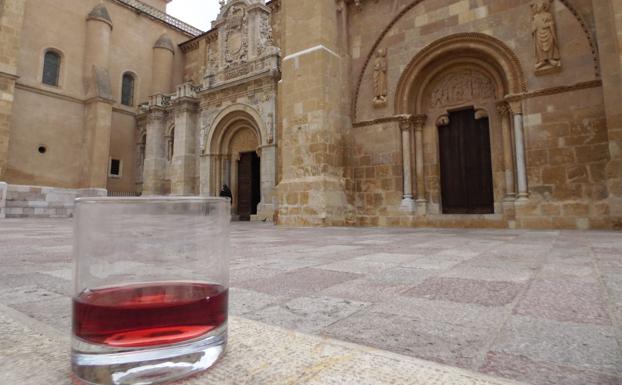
[167, 0, 221, 32]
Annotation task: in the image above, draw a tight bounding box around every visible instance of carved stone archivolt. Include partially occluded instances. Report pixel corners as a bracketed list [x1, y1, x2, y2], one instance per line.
[531, 0, 561, 74]
[428, 70, 496, 109]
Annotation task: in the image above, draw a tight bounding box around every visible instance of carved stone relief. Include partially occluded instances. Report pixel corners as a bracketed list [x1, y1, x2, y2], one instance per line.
[224, 5, 248, 68]
[428, 70, 496, 109]
[531, 0, 561, 74]
[257, 13, 274, 56]
[373, 48, 388, 108]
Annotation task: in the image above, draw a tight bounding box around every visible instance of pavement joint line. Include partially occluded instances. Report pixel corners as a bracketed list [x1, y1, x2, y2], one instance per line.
[0, 302, 69, 342]
[471, 243, 552, 371]
[589, 241, 622, 356]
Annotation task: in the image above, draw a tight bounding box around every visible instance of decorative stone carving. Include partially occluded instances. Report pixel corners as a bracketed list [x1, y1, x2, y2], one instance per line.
[373, 48, 388, 107]
[531, 0, 561, 74]
[224, 5, 248, 68]
[474, 108, 488, 120]
[257, 13, 274, 56]
[207, 43, 219, 75]
[429, 70, 496, 109]
[496, 102, 511, 117]
[436, 114, 449, 127]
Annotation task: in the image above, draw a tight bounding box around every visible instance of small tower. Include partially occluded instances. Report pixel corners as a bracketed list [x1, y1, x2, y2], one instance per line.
[80, 4, 114, 190]
[84, 4, 113, 98]
[151, 34, 175, 95]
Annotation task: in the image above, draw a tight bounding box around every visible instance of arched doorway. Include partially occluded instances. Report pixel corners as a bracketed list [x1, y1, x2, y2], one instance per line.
[204, 107, 264, 221]
[395, 33, 527, 216]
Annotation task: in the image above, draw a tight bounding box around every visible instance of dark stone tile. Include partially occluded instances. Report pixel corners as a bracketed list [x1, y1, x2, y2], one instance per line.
[245, 296, 369, 334]
[480, 351, 622, 385]
[404, 277, 525, 307]
[235, 268, 362, 297]
[322, 310, 489, 370]
[492, 316, 622, 376]
[513, 278, 611, 325]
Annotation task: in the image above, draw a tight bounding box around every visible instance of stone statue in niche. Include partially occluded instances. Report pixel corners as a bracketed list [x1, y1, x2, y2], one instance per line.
[373, 48, 388, 107]
[531, 0, 561, 73]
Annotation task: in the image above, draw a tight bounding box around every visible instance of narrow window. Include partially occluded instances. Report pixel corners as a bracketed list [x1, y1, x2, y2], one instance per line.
[109, 158, 122, 177]
[121, 73, 135, 106]
[42, 50, 61, 86]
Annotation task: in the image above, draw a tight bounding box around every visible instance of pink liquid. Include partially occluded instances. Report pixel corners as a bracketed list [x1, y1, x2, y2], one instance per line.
[72, 283, 228, 348]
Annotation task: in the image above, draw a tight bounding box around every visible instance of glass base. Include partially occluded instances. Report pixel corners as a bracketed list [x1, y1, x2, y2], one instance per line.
[71, 324, 227, 385]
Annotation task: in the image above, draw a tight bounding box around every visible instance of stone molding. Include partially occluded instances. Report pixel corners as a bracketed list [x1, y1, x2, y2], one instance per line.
[352, 0, 600, 120]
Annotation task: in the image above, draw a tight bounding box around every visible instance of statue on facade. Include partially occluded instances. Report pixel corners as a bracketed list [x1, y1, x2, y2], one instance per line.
[531, 0, 561, 72]
[373, 48, 388, 107]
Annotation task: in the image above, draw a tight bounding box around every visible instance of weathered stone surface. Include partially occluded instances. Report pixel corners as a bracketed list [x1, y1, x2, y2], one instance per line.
[1, 220, 621, 385]
[0, 307, 530, 385]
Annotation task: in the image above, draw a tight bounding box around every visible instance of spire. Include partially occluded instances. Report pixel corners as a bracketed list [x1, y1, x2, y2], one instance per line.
[87, 4, 113, 29]
[154, 33, 175, 53]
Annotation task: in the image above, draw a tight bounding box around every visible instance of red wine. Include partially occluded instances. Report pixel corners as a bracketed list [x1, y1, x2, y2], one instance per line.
[73, 283, 228, 348]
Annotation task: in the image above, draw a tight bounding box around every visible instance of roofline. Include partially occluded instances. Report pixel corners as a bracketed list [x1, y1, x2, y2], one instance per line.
[110, 0, 203, 38]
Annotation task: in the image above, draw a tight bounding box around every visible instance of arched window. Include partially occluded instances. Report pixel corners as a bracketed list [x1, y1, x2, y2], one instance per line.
[121, 73, 135, 106]
[42, 50, 61, 86]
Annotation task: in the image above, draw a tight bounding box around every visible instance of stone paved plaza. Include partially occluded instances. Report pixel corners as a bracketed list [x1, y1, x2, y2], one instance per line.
[1, 219, 621, 385]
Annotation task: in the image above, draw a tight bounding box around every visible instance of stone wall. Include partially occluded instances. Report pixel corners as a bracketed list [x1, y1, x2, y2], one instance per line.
[3, 184, 106, 218]
[0, 0, 25, 180]
[346, 120, 403, 226]
[517, 86, 610, 229]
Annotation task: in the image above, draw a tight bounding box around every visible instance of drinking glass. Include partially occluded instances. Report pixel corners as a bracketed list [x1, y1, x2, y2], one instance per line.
[71, 197, 230, 385]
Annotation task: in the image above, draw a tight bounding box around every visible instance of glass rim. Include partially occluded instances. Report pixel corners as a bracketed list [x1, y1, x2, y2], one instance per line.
[75, 196, 230, 205]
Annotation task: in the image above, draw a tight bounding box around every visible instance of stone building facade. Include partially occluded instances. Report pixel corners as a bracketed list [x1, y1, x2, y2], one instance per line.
[1, 0, 621, 230]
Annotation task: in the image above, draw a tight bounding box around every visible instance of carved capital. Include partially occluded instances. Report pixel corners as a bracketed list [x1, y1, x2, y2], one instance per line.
[398, 114, 414, 131]
[508, 100, 523, 115]
[474, 108, 489, 120]
[413, 114, 427, 131]
[496, 102, 511, 117]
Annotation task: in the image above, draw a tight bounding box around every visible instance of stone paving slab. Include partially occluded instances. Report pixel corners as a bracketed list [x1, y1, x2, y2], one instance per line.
[0, 304, 530, 385]
[1, 219, 622, 385]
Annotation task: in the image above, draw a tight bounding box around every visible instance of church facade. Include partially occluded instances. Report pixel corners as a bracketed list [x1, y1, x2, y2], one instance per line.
[1, 0, 621, 230]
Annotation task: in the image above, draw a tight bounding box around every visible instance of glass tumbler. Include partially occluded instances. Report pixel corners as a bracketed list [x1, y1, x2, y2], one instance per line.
[71, 197, 230, 385]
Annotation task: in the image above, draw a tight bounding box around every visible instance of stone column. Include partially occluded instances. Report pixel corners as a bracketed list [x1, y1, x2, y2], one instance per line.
[510, 101, 528, 200]
[593, 0, 622, 226]
[142, 108, 167, 195]
[171, 98, 199, 195]
[0, 0, 26, 180]
[399, 115, 415, 212]
[257, 144, 277, 220]
[81, 4, 114, 189]
[199, 154, 212, 196]
[497, 102, 516, 199]
[277, 0, 351, 226]
[413, 114, 427, 213]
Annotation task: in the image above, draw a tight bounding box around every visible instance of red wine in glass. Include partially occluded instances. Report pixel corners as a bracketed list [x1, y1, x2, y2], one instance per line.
[73, 282, 228, 348]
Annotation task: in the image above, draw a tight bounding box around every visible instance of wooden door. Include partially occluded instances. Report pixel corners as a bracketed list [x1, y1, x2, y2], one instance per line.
[237, 151, 261, 221]
[438, 108, 494, 214]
